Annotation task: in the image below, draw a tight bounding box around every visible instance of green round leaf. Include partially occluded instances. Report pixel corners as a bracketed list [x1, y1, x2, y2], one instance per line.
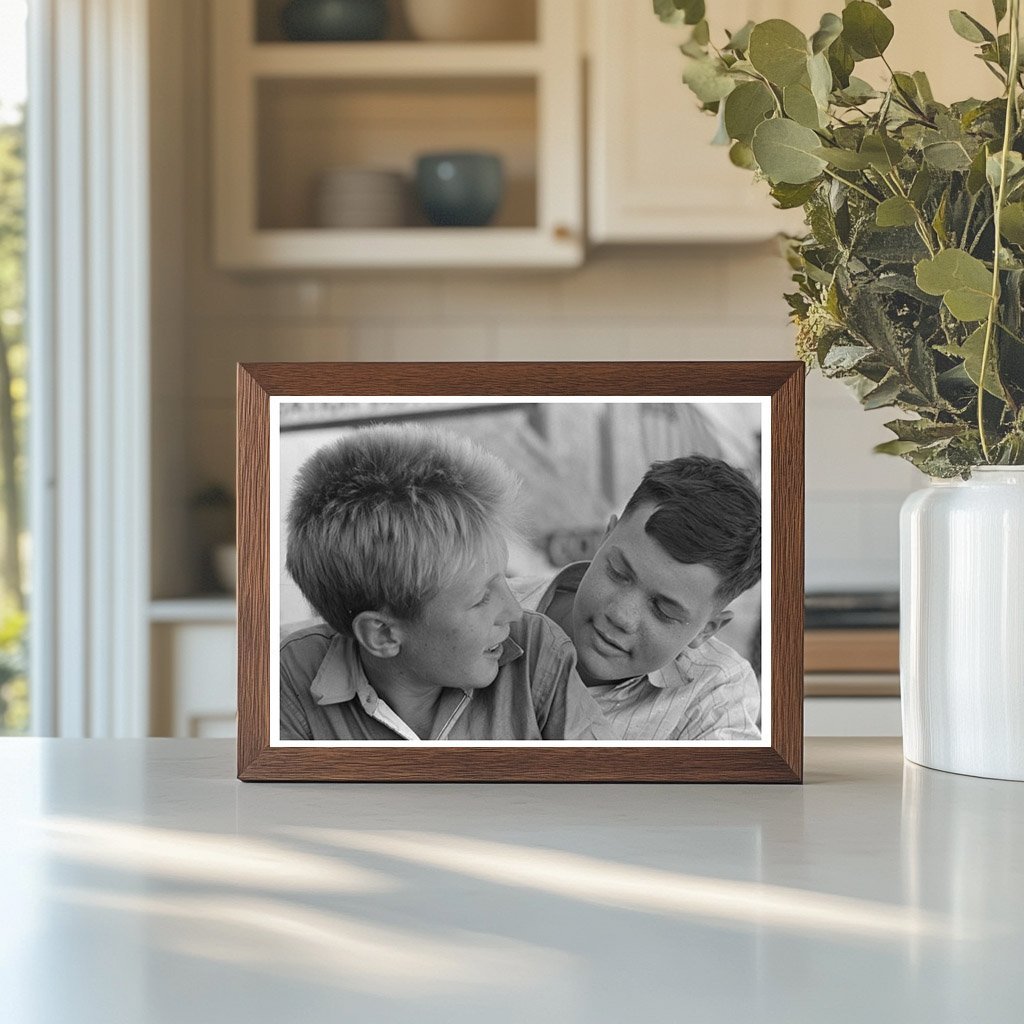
[654, 0, 705, 26]
[915, 249, 994, 322]
[967, 144, 992, 194]
[912, 71, 935, 103]
[842, 1, 894, 59]
[807, 52, 833, 109]
[923, 141, 973, 172]
[810, 13, 843, 55]
[999, 203, 1024, 245]
[948, 10, 994, 44]
[860, 133, 904, 173]
[812, 146, 872, 170]
[724, 20, 755, 53]
[682, 57, 736, 104]
[751, 118, 828, 184]
[770, 180, 820, 209]
[748, 20, 809, 86]
[837, 76, 878, 104]
[783, 81, 823, 129]
[723, 81, 775, 145]
[875, 196, 918, 228]
[986, 150, 1024, 190]
[875, 439, 921, 456]
[909, 165, 934, 205]
[729, 140, 758, 170]
[827, 35, 856, 89]
[942, 326, 1006, 398]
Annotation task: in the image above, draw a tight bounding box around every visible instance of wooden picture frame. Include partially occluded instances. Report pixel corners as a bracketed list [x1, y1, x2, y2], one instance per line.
[237, 362, 804, 782]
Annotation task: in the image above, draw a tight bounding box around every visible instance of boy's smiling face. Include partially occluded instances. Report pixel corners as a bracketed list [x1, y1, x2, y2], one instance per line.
[570, 504, 732, 686]
[394, 535, 522, 691]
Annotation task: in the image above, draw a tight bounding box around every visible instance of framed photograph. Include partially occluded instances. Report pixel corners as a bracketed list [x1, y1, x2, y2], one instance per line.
[237, 362, 803, 782]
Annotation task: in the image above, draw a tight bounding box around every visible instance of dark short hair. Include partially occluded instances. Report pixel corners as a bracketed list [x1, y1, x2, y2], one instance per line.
[622, 455, 761, 605]
[286, 423, 519, 637]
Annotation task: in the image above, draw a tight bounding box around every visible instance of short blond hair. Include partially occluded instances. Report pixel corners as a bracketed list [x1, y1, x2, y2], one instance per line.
[286, 423, 520, 636]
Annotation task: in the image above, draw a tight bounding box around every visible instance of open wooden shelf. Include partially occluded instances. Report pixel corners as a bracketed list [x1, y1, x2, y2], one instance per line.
[212, 0, 582, 268]
[249, 42, 545, 77]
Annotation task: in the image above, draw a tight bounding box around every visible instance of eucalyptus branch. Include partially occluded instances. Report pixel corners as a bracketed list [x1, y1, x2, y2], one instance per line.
[668, 3, 1024, 473]
[978, 0, 1021, 461]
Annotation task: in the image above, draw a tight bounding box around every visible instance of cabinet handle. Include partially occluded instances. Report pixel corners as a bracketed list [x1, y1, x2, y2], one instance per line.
[553, 224, 574, 241]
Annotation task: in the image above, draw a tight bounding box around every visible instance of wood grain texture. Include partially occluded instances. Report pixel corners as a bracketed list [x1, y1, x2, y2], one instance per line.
[236, 365, 271, 779]
[805, 629, 899, 674]
[770, 363, 805, 783]
[236, 361, 805, 783]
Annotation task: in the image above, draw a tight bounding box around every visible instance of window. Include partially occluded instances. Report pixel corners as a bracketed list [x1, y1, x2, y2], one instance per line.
[0, 0, 28, 734]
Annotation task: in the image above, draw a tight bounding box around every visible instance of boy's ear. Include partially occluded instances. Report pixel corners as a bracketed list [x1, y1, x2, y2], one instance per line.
[351, 612, 402, 659]
[687, 608, 734, 649]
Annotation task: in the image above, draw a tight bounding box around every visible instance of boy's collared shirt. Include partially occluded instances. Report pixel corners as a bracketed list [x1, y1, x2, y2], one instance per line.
[510, 562, 762, 741]
[280, 610, 617, 741]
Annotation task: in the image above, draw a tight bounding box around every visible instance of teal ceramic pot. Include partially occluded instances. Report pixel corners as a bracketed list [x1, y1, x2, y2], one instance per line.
[415, 152, 504, 227]
[281, 0, 388, 41]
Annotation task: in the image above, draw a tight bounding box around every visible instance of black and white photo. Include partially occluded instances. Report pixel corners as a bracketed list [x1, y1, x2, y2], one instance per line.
[271, 397, 769, 746]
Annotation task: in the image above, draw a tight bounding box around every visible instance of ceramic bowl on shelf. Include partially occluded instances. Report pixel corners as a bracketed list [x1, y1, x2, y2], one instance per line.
[402, 0, 534, 41]
[414, 152, 504, 227]
[315, 167, 408, 228]
[280, 0, 388, 42]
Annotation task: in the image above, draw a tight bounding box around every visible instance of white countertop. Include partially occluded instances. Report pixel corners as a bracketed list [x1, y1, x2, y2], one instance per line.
[1, 738, 1021, 1023]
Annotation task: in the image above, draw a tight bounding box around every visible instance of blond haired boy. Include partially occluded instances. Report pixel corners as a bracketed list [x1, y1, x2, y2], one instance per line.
[280, 423, 615, 741]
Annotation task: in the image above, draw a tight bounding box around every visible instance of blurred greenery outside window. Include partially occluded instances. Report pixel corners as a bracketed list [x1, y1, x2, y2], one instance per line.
[1, 0, 28, 734]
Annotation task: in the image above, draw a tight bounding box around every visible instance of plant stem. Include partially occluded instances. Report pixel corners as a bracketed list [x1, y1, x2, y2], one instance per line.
[822, 167, 880, 204]
[884, 170, 938, 255]
[978, 0, 1021, 462]
[750, 69, 784, 117]
[881, 54, 929, 119]
[962, 190, 979, 249]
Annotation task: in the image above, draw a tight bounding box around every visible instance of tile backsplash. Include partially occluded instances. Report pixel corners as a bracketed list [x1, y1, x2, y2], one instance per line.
[181, 246, 917, 593]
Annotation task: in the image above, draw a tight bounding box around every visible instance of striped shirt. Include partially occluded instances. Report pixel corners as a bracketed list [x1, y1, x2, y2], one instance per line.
[510, 563, 762, 741]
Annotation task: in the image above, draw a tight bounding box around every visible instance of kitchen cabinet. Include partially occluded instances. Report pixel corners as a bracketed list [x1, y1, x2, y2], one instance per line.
[150, 601, 237, 737]
[211, 0, 583, 268]
[586, 0, 1000, 244]
[587, 0, 810, 243]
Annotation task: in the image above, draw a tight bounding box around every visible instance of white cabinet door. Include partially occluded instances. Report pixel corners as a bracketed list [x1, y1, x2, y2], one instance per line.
[586, 0, 998, 244]
[587, 0, 811, 242]
[151, 620, 237, 738]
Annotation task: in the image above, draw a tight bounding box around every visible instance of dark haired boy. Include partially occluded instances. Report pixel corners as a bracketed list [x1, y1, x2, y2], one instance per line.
[512, 456, 762, 741]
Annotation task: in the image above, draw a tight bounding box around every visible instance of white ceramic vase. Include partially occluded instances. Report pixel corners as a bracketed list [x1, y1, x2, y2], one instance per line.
[900, 466, 1024, 781]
